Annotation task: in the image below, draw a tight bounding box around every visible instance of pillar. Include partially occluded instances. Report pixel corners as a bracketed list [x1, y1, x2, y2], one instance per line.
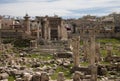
[37, 21, 40, 40]
[90, 35, 96, 65]
[71, 35, 80, 68]
[58, 25, 61, 40]
[24, 14, 31, 35]
[83, 38, 89, 61]
[48, 26, 51, 40]
[89, 35, 97, 81]
[42, 17, 48, 40]
[95, 42, 101, 62]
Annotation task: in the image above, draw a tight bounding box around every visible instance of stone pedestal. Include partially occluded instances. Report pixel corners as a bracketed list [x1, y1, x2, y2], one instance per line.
[105, 44, 113, 62]
[73, 71, 83, 81]
[90, 65, 97, 81]
[30, 40, 37, 48]
[30, 73, 41, 81]
[106, 44, 113, 56]
[57, 72, 65, 81]
[40, 72, 49, 81]
[23, 73, 32, 81]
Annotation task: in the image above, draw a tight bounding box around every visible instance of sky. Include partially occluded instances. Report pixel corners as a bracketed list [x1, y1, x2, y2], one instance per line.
[0, 0, 120, 18]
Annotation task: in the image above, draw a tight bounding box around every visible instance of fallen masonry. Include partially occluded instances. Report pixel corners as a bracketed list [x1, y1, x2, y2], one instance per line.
[0, 38, 120, 81]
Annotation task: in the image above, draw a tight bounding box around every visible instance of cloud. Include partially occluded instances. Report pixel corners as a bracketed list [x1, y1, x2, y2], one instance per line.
[0, 0, 120, 18]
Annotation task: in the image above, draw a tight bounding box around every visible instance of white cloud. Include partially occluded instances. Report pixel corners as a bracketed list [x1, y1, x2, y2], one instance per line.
[0, 0, 120, 18]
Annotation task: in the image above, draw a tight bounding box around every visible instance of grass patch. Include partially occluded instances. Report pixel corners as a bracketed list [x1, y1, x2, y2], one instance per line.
[100, 50, 107, 57]
[112, 49, 120, 56]
[80, 40, 83, 45]
[80, 62, 89, 66]
[97, 38, 120, 57]
[8, 76, 15, 81]
[27, 53, 53, 61]
[51, 66, 72, 80]
[96, 38, 120, 44]
[100, 61, 110, 65]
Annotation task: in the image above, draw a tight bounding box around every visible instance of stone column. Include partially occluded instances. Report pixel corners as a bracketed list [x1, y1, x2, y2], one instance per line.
[62, 21, 68, 40]
[58, 25, 60, 40]
[24, 14, 31, 35]
[89, 35, 97, 81]
[44, 22, 47, 40]
[90, 35, 96, 65]
[83, 39, 89, 61]
[57, 72, 65, 81]
[37, 21, 40, 40]
[43, 18, 48, 40]
[0, 19, 2, 29]
[95, 42, 101, 62]
[71, 36, 80, 68]
[48, 26, 51, 40]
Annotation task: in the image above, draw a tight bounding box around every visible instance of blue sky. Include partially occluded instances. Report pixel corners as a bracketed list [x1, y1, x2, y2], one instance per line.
[0, 0, 120, 18]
